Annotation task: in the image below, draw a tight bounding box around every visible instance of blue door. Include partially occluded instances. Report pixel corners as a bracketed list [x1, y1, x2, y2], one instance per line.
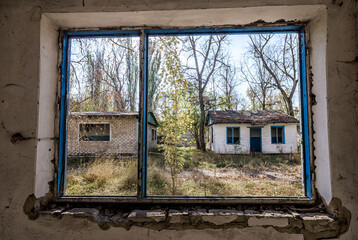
[250, 128, 261, 152]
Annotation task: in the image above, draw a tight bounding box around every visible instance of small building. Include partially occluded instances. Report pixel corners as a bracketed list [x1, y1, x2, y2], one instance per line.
[67, 112, 158, 157]
[206, 110, 299, 154]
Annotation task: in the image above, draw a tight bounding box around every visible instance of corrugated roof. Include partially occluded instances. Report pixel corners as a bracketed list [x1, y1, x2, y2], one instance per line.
[207, 110, 298, 125]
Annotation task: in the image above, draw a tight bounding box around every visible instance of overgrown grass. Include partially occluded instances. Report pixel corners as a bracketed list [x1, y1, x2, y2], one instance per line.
[147, 146, 303, 196]
[65, 158, 137, 195]
[66, 147, 303, 197]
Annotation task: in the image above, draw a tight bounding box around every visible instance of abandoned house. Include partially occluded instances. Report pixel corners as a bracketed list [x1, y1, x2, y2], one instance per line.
[207, 110, 299, 154]
[0, 0, 357, 240]
[67, 112, 158, 157]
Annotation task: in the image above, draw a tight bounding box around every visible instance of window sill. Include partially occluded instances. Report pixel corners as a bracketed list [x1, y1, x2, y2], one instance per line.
[55, 196, 314, 205]
[39, 207, 342, 238]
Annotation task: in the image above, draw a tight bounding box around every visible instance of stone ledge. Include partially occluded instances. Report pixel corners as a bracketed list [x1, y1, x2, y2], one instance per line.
[39, 207, 345, 238]
[202, 209, 244, 225]
[128, 210, 166, 223]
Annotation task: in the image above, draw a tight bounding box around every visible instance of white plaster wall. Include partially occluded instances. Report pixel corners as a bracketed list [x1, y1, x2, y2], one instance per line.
[261, 123, 298, 154]
[213, 123, 250, 154]
[212, 123, 297, 154]
[0, 1, 357, 240]
[307, 11, 332, 204]
[324, 1, 358, 239]
[34, 15, 59, 197]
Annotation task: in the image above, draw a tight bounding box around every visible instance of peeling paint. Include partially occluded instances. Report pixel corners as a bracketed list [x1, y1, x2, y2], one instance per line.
[34, 206, 351, 239]
[1, 1, 357, 239]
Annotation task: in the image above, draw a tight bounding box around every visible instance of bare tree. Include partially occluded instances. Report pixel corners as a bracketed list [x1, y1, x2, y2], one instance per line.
[240, 55, 275, 110]
[69, 38, 140, 113]
[248, 34, 299, 116]
[217, 60, 240, 110]
[182, 35, 227, 151]
[148, 38, 162, 113]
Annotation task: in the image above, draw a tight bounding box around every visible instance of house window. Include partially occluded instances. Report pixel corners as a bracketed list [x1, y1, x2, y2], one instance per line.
[227, 127, 240, 144]
[211, 127, 213, 144]
[271, 126, 285, 144]
[59, 26, 311, 200]
[79, 123, 110, 141]
[151, 129, 157, 140]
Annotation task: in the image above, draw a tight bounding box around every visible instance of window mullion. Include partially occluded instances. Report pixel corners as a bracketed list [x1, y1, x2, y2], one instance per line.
[276, 127, 278, 143]
[138, 29, 147, 199]
[232, 128, 234, 142]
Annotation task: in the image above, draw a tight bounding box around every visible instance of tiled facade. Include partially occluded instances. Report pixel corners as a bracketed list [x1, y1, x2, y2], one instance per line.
[67, 115, 140, 157]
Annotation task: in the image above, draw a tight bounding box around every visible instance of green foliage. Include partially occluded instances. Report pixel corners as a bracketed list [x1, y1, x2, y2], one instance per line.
[157, 36, 193, 195]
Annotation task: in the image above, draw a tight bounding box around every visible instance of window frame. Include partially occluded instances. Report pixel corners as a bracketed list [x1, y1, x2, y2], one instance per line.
[79, 123, 111, 142]
[226, 127, 241, 145]
[271, 126, 285, 144]
[57, 25, 313, 204]
[151, 129, 157, 141]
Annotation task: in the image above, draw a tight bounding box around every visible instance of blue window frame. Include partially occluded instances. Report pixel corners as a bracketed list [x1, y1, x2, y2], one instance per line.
[58, 25, 312, 200]
[227, 127, 240, 144]
[271, 126, 285, 144]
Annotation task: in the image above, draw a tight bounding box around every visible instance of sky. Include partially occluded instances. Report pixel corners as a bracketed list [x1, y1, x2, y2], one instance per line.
[68, 33, 300, 115]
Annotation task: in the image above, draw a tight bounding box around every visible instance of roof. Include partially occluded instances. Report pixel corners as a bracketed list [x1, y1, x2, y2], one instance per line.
[70, 112, 138, 117]
[148, 112, 159, 127]
[207, 110, 298, 126]
[69, 111, 159, 127]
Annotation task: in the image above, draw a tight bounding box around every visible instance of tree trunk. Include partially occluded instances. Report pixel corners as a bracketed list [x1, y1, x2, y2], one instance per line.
[198, 90, 206, 152]
[171, 174, 175, 195]
[287, 98, 294, 116]
[192, 126, 201, 150]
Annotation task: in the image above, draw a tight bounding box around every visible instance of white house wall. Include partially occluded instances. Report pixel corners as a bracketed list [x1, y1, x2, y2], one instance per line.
[261, 123, 298, 154]
[212, 123, 297, 154]
[147, 125, 158, 150]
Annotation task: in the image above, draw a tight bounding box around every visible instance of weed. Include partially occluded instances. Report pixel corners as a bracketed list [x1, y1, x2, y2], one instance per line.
[65, 149, 303, 197]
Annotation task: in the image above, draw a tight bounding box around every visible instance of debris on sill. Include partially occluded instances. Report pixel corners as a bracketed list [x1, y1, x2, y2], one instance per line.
[39, 207, 345, 239]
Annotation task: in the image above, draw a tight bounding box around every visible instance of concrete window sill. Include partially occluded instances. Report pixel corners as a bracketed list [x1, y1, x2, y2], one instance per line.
[39, 207, 343, 238]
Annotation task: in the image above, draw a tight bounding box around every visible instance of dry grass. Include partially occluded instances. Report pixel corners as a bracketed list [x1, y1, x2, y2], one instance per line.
[65, 148, 303, 197]
[65, 158, 137, 195]
[146, 166, 303, 197]
[147, 147, 303, 197]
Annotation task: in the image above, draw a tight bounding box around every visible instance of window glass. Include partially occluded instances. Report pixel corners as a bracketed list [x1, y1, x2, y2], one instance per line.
[233, 128, 240, 144]
[152, 129, 157, 140]
[64, 36, 139, 196]
[277, 127, 284, 143]
[227, 128, 233, 144]
[272, 126, 285, 144]
[60, 28, 310, 199]
[272, 127, 278, 143]
[146, 32, 304, 197]
[211, 127, 213, 143]
[227, 127, 240, 144]
[79, 123, 110, 141]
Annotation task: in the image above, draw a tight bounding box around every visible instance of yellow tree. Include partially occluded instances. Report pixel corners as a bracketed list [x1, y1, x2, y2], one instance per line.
[157, 36, 193, 195]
